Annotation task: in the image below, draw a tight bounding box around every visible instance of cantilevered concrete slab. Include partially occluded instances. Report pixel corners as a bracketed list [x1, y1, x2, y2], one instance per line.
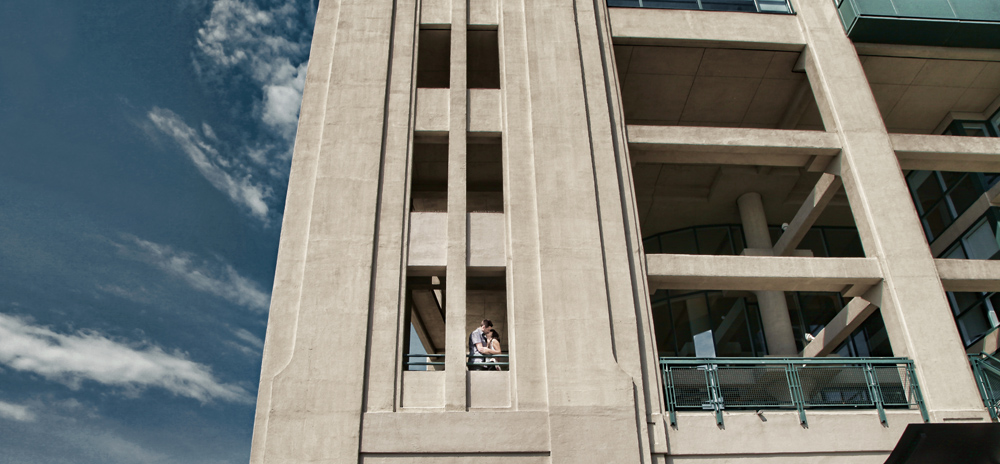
[609, 7, 804, 49]
[627, 125, 841, 168]
[645, 254, 882, 292]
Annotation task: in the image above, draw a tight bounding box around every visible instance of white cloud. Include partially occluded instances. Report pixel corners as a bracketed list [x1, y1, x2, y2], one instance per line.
[232, 327, 264, 349]
[0, 313, 250, 403]
[123, 236, 271, 312]
[195, 0, 312, 146]
[0, 400, 35, 422]
[147, 107, 271, 221]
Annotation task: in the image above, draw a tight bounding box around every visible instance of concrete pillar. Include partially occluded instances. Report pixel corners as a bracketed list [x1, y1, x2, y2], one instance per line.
[687, 295, 712, 336]
[444, 0, 469, 411]
[795, 0, 988, 421]
[738, 192, 798, 355]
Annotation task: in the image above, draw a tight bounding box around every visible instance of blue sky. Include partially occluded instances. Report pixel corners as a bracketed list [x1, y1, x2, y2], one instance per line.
[0, 0, 315, 461]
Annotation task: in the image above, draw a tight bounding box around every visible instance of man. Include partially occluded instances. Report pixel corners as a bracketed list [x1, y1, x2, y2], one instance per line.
[469, 319, 497, 370]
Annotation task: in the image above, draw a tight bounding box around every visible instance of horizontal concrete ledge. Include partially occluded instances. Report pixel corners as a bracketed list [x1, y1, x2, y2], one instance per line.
[666, 409, 923, 456]
[609, 7, 805, 50]
[936, 259, 1000, 292]
[361, 411, 550, 453]
[892, 134, 1000, 172]
[646, 254, 882, 292]
[628, 126, 841, 168]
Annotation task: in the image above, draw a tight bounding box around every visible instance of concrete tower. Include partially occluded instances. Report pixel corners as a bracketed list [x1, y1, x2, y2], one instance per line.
[251, 0, 1000, 462]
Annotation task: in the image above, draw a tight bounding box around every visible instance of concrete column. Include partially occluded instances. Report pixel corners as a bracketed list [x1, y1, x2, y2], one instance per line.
[794, 0, 988, 421]
[686, 295, 712, 336]
[738, 192, 798, 355]
[444, 0, 468, 411]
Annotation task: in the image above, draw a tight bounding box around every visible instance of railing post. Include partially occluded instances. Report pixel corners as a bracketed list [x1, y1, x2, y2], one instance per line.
[702, 364, 725, 427]
[906, 361, 931, 423]
[785, 363, 808, 426]
[664, 364, 678, 427]
[970, 354, 999, 422]
[863, 363, 888, 426]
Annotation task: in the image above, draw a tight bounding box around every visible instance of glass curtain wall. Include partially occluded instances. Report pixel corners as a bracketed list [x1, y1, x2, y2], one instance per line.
[650, 290, 891, 358]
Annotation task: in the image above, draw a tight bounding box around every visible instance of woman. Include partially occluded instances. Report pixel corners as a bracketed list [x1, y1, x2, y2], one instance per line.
[484, 329, 502, 371]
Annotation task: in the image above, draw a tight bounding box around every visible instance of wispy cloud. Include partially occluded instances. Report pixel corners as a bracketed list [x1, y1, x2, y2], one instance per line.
[0, 400, 35, 422]
[147, 107, 271, 221]
[195, 0, 312, 146]
[0, 313, 250, 403]
[143, 0, 314, 222]
[121, 236, 271, 312]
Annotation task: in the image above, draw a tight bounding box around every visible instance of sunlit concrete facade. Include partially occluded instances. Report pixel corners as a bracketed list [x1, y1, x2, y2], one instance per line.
[250, 0, 1000, 462]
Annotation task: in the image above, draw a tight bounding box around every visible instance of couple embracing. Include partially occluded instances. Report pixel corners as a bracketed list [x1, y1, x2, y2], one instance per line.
[469, 319, 502, 370]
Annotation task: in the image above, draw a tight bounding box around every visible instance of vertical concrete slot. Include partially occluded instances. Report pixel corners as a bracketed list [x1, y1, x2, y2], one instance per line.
[411, 139, 450, 212]
[466, 138, 504, 213]
[417, 29, 451, 88]
[467, 30, 501, 89]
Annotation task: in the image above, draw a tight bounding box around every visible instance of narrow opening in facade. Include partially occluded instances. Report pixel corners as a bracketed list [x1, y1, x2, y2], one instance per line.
[467, 138, 503, 213]
[466, 273, 508, 371]
[417, 29, 451, 88]
[411, 139, 449, 212]
[467, 30, 501, 89]
[404, 275, 446, 371]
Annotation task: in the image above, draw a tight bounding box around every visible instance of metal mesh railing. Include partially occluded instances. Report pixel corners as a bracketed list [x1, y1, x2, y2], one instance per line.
[969, 352, 1000, 421]
[661, 357, 928, 427]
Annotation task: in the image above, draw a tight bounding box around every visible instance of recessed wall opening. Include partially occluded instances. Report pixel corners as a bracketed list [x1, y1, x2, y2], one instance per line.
[466, 273, 508, 371]
[467, 30, 501, 89]
[417, 29, 451, 88]
[404, 275, 446, 371]
[467, 138, 503, 213]
[857, 53, 1000, 135]
[614, 45, 826, 130]
[633, 164, 862, 257]
[411, 139, 449, 212]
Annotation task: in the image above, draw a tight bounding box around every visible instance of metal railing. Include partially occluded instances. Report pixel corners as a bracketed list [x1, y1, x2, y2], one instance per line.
[969, 352, 1000, 422]
[661, 357, 928, 427]
[468, 354, 509, 370]
[607, 0, 793, 14]
[405, 353, 445, 370]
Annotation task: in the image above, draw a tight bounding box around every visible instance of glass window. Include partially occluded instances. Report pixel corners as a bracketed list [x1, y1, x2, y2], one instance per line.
[696, 227, 734, 255]
[822, 228, 865, 257]
[909, 171, 942, 214]
[660, 228, 698, 254]
[963, 219, 1000, 260]
[945, 174, 979, 218]
[798, 228, 828, 257]
[958, 303, 993, 344]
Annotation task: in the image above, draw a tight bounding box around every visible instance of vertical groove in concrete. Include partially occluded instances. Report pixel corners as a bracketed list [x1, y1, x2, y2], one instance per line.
[365, 0, 420, 415]
[500, 0, 550, 413]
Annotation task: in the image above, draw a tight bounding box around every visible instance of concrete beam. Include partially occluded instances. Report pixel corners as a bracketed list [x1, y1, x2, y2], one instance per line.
[608, 7, 805, 50]
[773, 173, 843, 256]
[937, 259, 1000, 292]
[892, 133, 1000, 173]
[645, 254, 882, 292]
[801, 290, 880, 358]
[627, 125, 841, 167]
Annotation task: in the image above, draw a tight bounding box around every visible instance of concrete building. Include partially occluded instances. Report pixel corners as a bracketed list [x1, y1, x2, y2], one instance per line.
[250, 0, 1000, 462]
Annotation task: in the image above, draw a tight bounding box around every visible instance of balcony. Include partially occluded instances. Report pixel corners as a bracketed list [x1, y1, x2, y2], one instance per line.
[661, 357, 929, 427]
[608, 0, 792, 14]
[969, 351, 1000, 421]
[836, 0, 1000, 48]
